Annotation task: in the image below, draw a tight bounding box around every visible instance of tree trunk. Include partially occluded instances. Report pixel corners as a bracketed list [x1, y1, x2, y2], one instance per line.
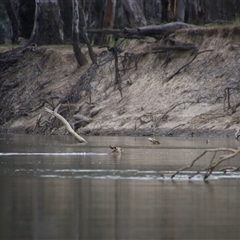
[5, 0, 64, 45]
[78, 1, 96, 63]
[120, 0, 147, 27]
[28, 0, 40, 45]
[72, 0, 88, 66]
[184, 0, 199, 24]
[5, 0, 20, 43]
[60, 0, 72, 41]
[143, 0, 162, 24]
[37, 0, 64, 45]
[18, 0, 35, 39]
[161, 0, 169, 22]
[177, 0, 185, 22]
[100, 0, 116, 44]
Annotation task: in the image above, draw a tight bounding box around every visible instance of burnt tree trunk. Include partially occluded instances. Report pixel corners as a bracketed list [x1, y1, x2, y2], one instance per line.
[161, 0, 169, 22]
[18, 0, 35, 39]
[60, 0, 72, 41]
[5, 0, 64, 45]
[5, 0, 20, 43]
[72, 0, 87, 66]
[37, 0, 64, 45]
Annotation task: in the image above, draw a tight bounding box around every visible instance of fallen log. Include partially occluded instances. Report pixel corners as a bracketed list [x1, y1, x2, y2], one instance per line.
[136, 22, 195, 36]
[87, 22, 196, 38]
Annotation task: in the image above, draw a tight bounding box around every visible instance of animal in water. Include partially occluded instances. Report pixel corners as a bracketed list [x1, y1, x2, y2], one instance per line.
[148, 137, 160, 145]
[109, 145, 124, 154]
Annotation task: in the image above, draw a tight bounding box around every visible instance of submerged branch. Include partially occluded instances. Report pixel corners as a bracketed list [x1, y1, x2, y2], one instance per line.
[171, 147, 240, 180]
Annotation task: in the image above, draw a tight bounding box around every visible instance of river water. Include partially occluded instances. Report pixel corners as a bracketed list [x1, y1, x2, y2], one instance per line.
[0, 134, 240, 239]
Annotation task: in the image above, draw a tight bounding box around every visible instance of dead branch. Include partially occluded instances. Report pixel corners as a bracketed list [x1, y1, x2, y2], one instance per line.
[134, 115, 153, 131]
[87, 22, 196, 38]
[171, 147, 240, 180]
[163, 49, 214, 83]
[45, 105, 87, 143]
[219, 166, 240, 173]
[161, 101, 196, 120]
[108, 45, 122, 97]
[134, 101, 196, 131]
[152, 44, 196, 52]
[166, 124, 186, 135]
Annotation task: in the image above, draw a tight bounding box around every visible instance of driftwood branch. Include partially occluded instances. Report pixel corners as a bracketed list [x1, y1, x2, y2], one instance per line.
[171, 147, 240, 180]
[45, 105, 87, 143]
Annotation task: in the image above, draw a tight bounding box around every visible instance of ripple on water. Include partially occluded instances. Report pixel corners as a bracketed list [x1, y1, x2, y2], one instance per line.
[11, 169, 240, 181]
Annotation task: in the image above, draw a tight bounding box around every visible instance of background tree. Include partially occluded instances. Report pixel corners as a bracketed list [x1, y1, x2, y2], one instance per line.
[72, 0, 88, 66]
[37, 0, 64, 45]
[59, 0, 72, 41]
[2, 0, 240, 46]
[5, 0, 63, 44]
[100, 0, 116, 44]
[0, 0, 9, 43]
[120, 0, 147, 27]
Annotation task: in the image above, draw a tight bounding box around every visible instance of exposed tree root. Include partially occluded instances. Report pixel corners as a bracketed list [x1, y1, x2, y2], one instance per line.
[171, 147, 240, 180]
[163, 49, 214, 83]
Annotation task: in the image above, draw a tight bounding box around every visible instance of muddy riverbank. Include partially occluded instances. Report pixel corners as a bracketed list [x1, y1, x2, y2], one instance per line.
[1, 26, 240, 138]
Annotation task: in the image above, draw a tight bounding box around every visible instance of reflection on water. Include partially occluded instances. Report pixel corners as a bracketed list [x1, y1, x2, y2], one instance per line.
[0, 134, 240, 239]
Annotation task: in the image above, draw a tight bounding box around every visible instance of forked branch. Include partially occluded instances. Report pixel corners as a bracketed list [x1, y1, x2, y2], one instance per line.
[171, 147, 240, 180]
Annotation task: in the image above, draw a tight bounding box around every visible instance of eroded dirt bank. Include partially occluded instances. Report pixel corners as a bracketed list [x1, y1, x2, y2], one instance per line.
[1, 26, 240, 137]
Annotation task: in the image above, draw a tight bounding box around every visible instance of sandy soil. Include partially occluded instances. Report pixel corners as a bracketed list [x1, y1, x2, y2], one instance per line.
[1, 26, 240, 138]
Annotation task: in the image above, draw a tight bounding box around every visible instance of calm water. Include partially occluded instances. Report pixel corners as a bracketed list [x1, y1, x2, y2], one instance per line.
[0, 134, 240, 239]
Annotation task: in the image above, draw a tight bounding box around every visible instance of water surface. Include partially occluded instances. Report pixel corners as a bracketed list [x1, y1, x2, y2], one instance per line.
[0, 134, 240, 239]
